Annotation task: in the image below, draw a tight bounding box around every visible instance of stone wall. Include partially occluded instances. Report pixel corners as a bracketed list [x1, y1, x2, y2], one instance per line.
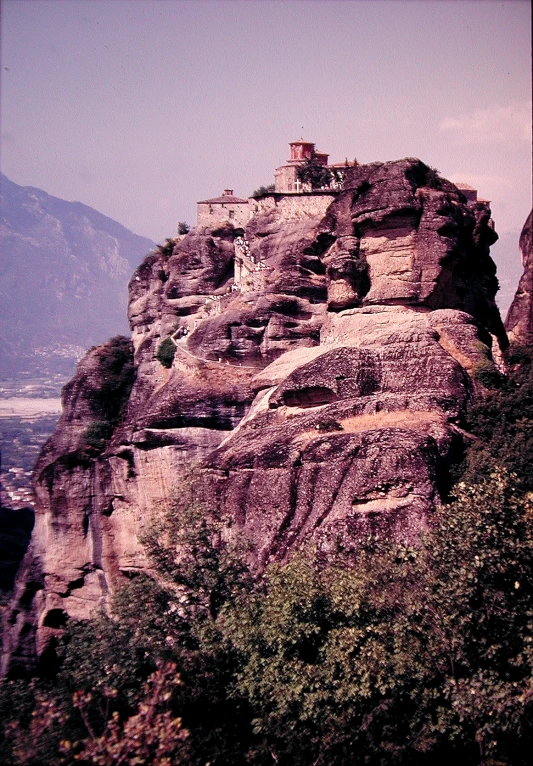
[275, 164, 298, 192]
[197, 193, 337, 228]
[249, 192, 337, 221]
[197, 200, 251, 228]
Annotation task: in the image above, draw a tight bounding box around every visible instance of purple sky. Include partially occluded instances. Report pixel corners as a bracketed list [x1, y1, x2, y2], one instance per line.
[1, 0, 531, 309]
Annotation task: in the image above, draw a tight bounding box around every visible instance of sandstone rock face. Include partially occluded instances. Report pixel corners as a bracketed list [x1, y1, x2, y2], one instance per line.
[198, 306, 488, 567]
[2, 158, 507, 675]
[505, 210, 533, 346]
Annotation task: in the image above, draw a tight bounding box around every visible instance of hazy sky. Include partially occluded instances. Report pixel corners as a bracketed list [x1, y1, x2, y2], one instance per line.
[1, 0, 531, 307]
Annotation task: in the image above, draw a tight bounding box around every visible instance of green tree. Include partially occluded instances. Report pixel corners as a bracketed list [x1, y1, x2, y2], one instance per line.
[251, 184, 275, 198]
[223, 470, 533, 765]
[296, 152, 342, 190]
[156, 336, 176, 368]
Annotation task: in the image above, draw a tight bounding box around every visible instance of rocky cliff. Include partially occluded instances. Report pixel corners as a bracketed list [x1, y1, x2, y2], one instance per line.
[2, 158, 508, 675]
[505, 210, 533, 346]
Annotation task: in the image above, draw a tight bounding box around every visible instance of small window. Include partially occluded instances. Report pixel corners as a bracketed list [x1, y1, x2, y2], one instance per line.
[229, 210, 235, 219]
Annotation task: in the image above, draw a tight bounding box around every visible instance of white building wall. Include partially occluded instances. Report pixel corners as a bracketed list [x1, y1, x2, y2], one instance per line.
[197, 201, 250, 228]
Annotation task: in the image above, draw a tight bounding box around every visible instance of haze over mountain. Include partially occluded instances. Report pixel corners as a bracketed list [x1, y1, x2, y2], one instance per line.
[0, 174, 155, 377]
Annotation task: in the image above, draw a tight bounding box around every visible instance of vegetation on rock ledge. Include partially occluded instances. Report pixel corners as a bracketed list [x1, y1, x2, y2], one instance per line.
[296, 152, 344, 191]
[156, 336, 176, 369]
[251, 184, 275, 198]
[77, 336, 135, 457]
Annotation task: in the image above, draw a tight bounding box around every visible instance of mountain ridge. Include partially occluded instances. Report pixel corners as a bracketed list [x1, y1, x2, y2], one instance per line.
[0, 173, 155, 377]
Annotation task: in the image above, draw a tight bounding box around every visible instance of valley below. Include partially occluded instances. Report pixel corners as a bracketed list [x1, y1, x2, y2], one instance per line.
[0, 377, 64, 510]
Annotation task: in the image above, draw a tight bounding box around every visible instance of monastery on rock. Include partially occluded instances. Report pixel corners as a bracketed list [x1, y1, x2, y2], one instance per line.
[196, 139, 345, 229]
[196, 140, 483, 231]
[194, 141, 484, 293]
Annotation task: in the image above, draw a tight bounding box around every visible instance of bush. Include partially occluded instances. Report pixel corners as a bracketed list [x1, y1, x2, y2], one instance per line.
[315, 418, 343, 432]
[464, 344, 533, 490]
[224, 470, 533, 765]
[296, 153, 342, 191]
[95, 336, 135, 409]
[0, 495, 255, 765]
[63, 662, 189, 765]
[156, 337, 176, 369]
[424, 165, 442, 188]
[177, 221, 190, 235]
[74, 337, 134, 457]
[157, 238, 176, 258]
[471, 358, 502, 388]
[81, 420, 114, 454]
[251, 184, 275, 198]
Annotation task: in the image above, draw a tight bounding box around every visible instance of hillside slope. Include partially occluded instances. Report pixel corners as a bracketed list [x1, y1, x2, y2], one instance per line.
[0, 174, 155, 376]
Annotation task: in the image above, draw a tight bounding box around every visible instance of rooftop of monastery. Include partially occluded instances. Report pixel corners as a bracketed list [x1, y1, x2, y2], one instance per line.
[197, 189, 248, 205]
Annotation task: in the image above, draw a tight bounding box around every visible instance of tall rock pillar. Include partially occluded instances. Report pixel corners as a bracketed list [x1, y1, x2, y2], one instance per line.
[505, 210, 533, 346]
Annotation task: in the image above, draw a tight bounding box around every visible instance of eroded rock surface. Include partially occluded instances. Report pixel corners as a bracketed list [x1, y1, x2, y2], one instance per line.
[198, 306, 488, 567]
[2, 158, 507, 675]
[505, 210, 533, 346]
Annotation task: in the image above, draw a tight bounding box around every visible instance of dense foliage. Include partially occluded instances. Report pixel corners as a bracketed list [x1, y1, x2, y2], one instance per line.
[79, 336, 135, 457]
[156, 337, 177, 369]
[296, 153, 343, 191]
[464, 345, 533, 492]
[1, 347, 532, 765]
[251, 184, 275, 198]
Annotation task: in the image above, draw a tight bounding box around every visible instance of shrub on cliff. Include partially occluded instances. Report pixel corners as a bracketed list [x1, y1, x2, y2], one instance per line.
[296, 152, 342, 191]
[251, 184, 274, 198]
[94, 336, 135, 416]
[156, 238, 177, 258]
[73, 337, 135, 457]
[80, 420, 114, 455]
[464, 344, 533, 490]
[156, 336, 176, 369]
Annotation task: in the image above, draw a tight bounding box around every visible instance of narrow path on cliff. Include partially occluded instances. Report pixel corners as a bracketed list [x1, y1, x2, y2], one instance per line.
[170, 331, 259, 370]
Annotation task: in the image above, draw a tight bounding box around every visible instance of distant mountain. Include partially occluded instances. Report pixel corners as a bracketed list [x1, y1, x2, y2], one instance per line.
[0, 174, 155, 377]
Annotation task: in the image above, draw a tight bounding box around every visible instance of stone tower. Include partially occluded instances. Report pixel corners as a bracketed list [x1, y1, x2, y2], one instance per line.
[274, 140, 329, 193]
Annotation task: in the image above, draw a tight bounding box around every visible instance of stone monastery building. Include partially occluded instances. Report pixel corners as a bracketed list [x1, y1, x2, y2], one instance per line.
[196, 189, 250, 228]
[197, 140, 343, 228]
[196, 140, 482, 229]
